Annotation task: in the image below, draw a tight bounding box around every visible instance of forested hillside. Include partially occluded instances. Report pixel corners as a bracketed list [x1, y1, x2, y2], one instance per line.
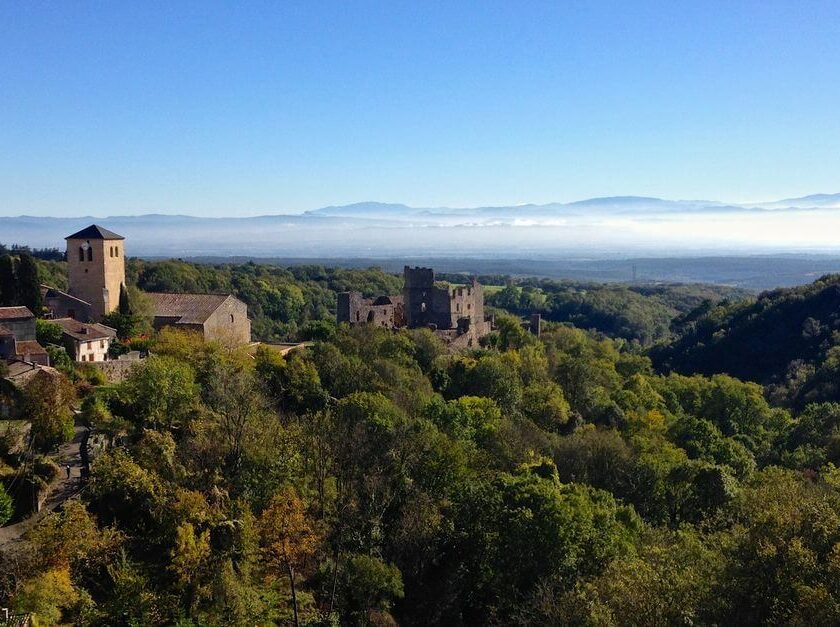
[7, 317, 840, 624]
[652, 274, 840, 407]
[7, 255, 840, 624]
[31, 255, 743, 345]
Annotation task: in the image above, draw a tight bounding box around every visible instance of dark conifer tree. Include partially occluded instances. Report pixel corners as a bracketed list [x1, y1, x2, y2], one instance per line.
[0, 255, 17, 306]
[118, 283, 131, 315]
[16, 252, 42, 316]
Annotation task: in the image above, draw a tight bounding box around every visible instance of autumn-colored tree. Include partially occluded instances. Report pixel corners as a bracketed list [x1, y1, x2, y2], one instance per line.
[258, 486, 320, 627]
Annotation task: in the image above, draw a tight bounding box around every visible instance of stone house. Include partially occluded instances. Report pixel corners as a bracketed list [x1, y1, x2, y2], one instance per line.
[42, 286, 94, 322]
[51, 317, 117, 362]
[0, 307, 49, 365]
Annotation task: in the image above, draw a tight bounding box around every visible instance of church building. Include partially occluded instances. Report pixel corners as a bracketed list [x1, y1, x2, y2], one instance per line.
[43, 225, 251, 346]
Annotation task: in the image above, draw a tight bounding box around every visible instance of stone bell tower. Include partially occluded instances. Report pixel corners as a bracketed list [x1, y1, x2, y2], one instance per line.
[65, 224, 126, 321]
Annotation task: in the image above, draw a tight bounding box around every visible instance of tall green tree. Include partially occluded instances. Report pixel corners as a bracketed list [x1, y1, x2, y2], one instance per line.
[0, 254, 17, 306]
[16, 252, 42, 316]
[21, 370, 76, 451]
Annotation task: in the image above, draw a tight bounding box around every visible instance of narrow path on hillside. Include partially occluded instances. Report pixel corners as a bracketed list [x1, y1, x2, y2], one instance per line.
[0, 423, 87, 547]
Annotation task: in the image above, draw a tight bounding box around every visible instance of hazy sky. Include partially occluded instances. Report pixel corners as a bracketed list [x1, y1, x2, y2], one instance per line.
[2, 1, 840, 217]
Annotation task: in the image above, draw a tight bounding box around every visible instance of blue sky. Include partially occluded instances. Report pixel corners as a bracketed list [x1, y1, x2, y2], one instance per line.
[2, 1, 840, 217]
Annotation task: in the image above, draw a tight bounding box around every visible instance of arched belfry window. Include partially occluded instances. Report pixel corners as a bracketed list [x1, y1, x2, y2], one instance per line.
[78, 247, 85, 261]
[87, 247, 93, 261]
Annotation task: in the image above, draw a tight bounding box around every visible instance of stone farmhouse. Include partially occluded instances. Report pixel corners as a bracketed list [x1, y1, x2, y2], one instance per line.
[42, 225, 251, 345]
[147, 292, 251, 346]
[338, 266, 492, 349]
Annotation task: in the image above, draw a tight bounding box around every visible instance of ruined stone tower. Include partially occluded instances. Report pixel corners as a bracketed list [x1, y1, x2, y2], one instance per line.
[66, 225, 126, 321]
[403, 266, 436, 328]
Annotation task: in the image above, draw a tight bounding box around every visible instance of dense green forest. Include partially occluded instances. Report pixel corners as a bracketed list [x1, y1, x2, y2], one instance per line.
[484, 278, 747, 345]
[5, 255, 840, 624]
[652, 273, 840, 408]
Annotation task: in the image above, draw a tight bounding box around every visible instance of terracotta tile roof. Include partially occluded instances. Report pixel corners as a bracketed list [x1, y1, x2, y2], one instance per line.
[14, 340, 48, 357]
[0, 306, 35, 320]
[52, 318, 116, 342]
[147, 292, 234, 325]
[65, 224, 124, 240]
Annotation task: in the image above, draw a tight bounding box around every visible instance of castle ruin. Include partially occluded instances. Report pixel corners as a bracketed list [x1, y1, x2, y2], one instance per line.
[337, 266, 492, 348]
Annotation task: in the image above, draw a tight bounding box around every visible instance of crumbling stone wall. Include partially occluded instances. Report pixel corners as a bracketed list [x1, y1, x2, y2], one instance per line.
[337, 292, 405, 328]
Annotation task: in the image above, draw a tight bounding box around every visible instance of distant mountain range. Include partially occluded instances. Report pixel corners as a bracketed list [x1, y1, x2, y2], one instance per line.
[2, 193, 840, 258]
[303, 193, 840, 219]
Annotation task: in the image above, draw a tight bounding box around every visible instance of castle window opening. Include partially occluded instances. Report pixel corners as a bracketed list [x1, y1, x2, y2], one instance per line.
[367, 311, 375, 322]
[230, 314, 235, 323]
[87, 247, 93, 261]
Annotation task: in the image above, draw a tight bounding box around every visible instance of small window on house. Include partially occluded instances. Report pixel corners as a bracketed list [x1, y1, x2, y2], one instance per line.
[100, 340, 105, 348]
[115, 247, 119, 257]
[87, 247, 93, 261]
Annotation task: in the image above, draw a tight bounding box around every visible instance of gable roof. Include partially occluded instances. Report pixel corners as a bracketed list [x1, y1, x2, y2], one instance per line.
[4, 360, 61, 387]
[0, 306, 35, 321]
[51, 318, 117, 342]
[147, 292, 235, 325]
[14, 340, 48, 358]
[42, 285, 92, 307]
[65, 224, 125, 240]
